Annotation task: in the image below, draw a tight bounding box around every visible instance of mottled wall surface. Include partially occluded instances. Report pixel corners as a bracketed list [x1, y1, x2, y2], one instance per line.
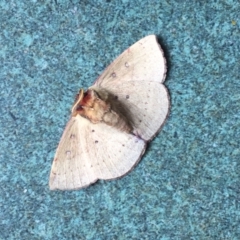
[0, 0, 239, 239]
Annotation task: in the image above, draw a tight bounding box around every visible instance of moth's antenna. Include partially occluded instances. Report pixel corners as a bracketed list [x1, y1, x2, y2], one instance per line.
[71, 89, 84, 114]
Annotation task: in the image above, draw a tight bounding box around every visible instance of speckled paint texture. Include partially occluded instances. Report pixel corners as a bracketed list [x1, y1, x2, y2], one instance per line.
[0, 0, 239, 239]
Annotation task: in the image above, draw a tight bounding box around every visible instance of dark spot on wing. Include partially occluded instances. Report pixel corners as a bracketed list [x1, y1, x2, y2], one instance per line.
[70, 134, 75, 139]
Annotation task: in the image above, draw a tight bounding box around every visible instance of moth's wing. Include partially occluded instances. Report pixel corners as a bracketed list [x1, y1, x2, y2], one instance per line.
[93, 35, 169, 141]
[87, 120, 146, 182]
[94, 35, 167, 86]
[49, 117, 96, 190]
[97, 81, 169, 141]
[49, 115, 146, 190]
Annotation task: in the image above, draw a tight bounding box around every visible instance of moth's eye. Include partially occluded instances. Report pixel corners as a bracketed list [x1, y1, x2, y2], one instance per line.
[77, 106, 83, 111]
[111, 72, 116, 78]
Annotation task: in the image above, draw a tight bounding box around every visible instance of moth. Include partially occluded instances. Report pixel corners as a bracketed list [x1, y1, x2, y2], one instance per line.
[49, 35, 170, 190]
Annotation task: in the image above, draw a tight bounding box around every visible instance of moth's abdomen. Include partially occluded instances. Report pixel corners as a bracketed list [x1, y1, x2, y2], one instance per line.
[102, 110, 132, 133]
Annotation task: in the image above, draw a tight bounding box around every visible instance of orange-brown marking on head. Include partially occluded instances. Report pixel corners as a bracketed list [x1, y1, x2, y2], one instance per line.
[80, 90, 95, 107]
[71, 89, 110, 123]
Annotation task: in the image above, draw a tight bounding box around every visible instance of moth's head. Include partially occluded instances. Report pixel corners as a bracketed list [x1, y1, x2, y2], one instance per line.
[71, 89, 97, 117]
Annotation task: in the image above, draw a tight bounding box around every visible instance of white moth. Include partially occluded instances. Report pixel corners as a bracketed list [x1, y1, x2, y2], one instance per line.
[49, 35, 170, 190]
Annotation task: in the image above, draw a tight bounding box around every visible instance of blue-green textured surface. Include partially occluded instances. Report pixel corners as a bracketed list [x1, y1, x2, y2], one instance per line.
[0, 0, 239, 239]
